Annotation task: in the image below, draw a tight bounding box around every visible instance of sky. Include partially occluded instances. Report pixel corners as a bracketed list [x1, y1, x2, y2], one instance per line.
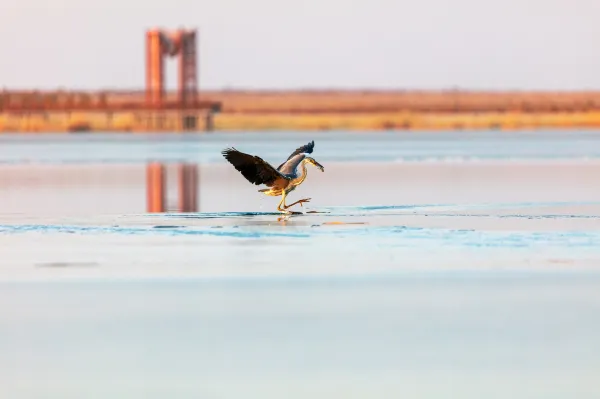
[1, 0, 599, 91]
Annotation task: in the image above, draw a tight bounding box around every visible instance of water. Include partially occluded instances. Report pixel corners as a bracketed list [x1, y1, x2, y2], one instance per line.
[1, 130, 600, 164]
[3, 276, 600, 399]
[1, 129, 600, 398]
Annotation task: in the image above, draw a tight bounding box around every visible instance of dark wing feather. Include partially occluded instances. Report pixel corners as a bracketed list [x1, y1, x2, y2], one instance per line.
[277, 140, 314, 170]
[222, 147, 286, 186]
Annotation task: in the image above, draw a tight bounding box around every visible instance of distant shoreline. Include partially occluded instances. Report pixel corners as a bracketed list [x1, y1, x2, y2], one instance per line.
[2, 89, 600, 132]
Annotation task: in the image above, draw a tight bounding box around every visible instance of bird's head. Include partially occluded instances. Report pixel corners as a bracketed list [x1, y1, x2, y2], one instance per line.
[305, 157, 324, 172]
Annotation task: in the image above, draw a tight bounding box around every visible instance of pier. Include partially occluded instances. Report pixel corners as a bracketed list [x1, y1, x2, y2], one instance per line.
[0, 28, 222, 133]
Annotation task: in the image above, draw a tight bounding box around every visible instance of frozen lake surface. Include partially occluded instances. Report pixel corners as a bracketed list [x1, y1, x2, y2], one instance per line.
[2, 130, 600, 164]
[1, 130, 600, 398]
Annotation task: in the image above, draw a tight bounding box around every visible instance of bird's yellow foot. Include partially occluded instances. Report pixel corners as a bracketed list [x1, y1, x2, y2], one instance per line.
[297, 198, 311, 207]
[285, 198, 311, 209]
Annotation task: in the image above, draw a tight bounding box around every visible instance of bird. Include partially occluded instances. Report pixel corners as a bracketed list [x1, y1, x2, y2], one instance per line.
[221, 140, 325, 213]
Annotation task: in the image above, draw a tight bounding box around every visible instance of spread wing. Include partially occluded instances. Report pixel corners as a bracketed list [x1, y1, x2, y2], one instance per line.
[277, 140, 315, 170]
[222, 147, 287, 186]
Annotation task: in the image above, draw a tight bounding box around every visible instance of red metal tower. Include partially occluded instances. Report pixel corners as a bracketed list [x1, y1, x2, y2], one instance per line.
[145, 28, 198, 108]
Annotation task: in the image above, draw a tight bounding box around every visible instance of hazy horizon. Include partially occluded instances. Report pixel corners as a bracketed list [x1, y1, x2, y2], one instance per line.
[2, 0, 599, 91]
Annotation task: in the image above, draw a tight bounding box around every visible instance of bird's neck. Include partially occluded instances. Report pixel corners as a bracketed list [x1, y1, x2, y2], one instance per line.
[292, 159, 309, 185]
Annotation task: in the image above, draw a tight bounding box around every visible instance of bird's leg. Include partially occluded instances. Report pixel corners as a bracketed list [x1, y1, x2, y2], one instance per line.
[277, 191, 291, 213]
[284, 198, 312, 209]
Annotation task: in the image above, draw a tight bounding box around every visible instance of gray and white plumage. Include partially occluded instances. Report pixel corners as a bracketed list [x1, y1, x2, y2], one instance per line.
[276, 140, 315, 171]
[277, 142, 315, 176]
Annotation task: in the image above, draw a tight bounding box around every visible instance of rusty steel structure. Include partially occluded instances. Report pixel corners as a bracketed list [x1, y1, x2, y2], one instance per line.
[146, 28, 199, 109]
[0, 27, 221, 132]
[0, 28, 218, 113]
[0, 93, 220, 112]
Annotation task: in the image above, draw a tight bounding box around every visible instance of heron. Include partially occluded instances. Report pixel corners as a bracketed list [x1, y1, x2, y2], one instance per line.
[221, 140, 325, 213]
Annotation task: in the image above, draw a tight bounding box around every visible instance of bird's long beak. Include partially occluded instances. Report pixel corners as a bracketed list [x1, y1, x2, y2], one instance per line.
[314, 160, 324, 172]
